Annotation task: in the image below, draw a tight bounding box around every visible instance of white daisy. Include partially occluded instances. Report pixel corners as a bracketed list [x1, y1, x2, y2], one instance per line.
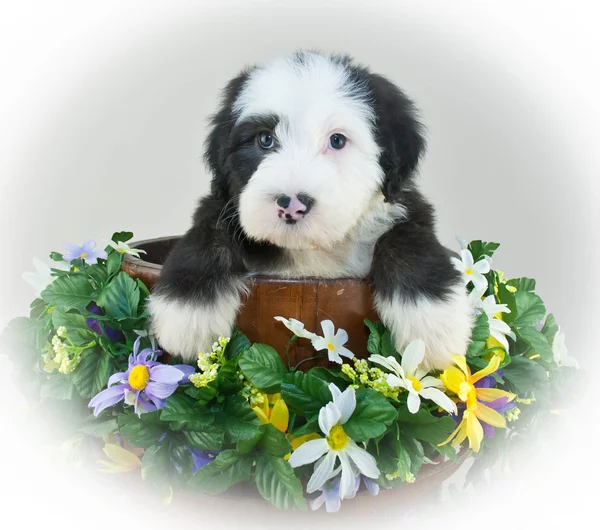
[288, 384, 380, 499]
[552, 328, 578, 369]
[478, 294, 516, 352]
[107, 240, 146, 258]
[451, 249, 491, 291]
[22, 257, 70, 297]
[274, 316, 318, 340]
[311, 320, 355, 364]
[369, 340, 457, 414]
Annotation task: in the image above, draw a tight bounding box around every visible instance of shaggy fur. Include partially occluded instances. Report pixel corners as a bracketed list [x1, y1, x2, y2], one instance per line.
[148, 51, 473, 370]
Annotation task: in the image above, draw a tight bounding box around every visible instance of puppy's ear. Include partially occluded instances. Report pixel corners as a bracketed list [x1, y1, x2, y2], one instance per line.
[367, 73, 426, 203]
[204, 69, 253, 199]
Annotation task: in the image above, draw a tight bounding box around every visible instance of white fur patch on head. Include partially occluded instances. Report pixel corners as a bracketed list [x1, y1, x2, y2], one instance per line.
[234, 52, 384, 250]
[148, 287, 244, 362]
[374, 284, 474, 371]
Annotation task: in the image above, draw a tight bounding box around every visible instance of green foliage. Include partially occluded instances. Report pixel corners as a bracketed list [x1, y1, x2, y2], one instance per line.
[96, 272, 141, 319]
[255, 454, 306, 510]
[468, 240, 500, 261]
[343, 388, 397, 442]
[2, 231, 577, 511]
[188, 450, 254, 494]
[72, 349, 114, 398]
[41, 274, 95, 310]
[239, 344, 286, 393]
[280, 371, 332, 417]
[466, 312, 490, 357]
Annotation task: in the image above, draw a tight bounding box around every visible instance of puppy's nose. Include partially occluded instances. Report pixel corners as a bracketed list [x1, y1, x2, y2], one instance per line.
[276, 193, 315, 223]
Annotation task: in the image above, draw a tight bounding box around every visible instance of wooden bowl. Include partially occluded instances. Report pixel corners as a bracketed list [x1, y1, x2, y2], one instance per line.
[122, 237, 378, 367]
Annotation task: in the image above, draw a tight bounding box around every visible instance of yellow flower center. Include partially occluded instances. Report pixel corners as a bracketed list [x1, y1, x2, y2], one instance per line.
[407, 376, 422, 392]
[128, 365, 150, 391]
[80, 252, 88, 259]
[327, 343, 335, 351]
[458, 381, 475, 402]
[327, 424, 349, 451]
[465, 268, 473, 275]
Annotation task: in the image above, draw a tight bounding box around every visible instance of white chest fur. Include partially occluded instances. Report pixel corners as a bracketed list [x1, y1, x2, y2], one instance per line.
[250, 199, 406, 279]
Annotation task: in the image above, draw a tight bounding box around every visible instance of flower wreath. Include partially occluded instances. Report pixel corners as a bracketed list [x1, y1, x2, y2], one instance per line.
[1, 232, 579, 513]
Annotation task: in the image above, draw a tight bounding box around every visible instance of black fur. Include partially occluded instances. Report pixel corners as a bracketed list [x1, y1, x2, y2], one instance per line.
[154, 51, 458, 321]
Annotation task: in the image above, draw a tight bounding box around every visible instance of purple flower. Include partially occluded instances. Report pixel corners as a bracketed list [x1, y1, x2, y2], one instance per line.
[479, 396, 516, 438]
[310, 474, 379, 512]
[451, 369, 516, 439]
[86, 302, 124, 342]
[189, 448, 218, 474]
[88, 337, 187, 416]
[63, 239, 107, 265]
[311, 477, 343, 513]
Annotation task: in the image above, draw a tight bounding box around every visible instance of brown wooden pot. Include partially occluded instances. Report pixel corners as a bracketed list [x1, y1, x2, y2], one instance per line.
[122, 236, 378, 368]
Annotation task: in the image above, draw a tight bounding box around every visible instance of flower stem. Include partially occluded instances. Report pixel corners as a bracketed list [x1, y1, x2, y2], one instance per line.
[284, 335, 297, 370]
[292, 352, 325, 372]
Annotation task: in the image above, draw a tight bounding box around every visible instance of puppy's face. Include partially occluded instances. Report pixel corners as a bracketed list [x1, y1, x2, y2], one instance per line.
[206, 52, 425, 250]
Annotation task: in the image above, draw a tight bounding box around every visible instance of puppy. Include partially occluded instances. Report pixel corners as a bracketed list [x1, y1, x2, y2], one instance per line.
[149, 51, 473, 371]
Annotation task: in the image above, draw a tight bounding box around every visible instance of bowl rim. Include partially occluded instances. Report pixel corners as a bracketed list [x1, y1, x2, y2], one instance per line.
[123, 235, 373, 285]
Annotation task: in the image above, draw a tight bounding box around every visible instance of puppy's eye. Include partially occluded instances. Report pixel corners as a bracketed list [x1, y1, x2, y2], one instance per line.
[329, 133, 347, 150]
[257, 131, 275, 149]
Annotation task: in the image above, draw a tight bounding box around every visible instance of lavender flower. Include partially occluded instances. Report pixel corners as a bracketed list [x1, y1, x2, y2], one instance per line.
[189, 448, 218, 474]
[63, 239, 107, 265]
[89, 338, 192, 416]
[310, 474, 379, 512]
[86, 302, 124, 342]
[450, 369, 516, 439]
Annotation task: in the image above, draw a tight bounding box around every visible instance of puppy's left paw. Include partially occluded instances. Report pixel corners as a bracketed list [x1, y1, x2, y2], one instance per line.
[148, 292, 241, 362]
[375, 284, 474, 371]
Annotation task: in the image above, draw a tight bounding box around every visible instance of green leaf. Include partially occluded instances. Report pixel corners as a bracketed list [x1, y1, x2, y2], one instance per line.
[188, 451, 253, 494]
[396, 408, 456, 445]
[512, 291, 546, 328]
[260, 424, 292, 458]
[141, 443, 170, 485]
[365, 319, 385, 355]
[214, 357, 242, 394]
[72, 349, 114, 398]
[184, 385, 217, 404]
[306, 366, 349, 386]
[343, 388, 397, 442]
[541, 313, 559, 347]
[118, 412, 165, 449]
[106, 252, 123, 278]
[40, 374, 74, 400]
[79, 418, 119, 437]
[466, 312, 490, 357]
[238, 344, 286, 393]
[96, 272, 140, 319]
[184, 426, 225, 452]
[51, 309, 97, 345]
[41, 274, 95, 310]
[220, 395, 261, 444]
[280, 371, 332, 417]
[111, 231, 134, 243]
[255, 454, 306, 510]
[502, 356, 549, 395]
[159, 393, 215, 425]
[507, 277, 536, 292]
[516, 327, 554, 362]
[50, 251, 64, 262]
[381, 329, 397, 358]
[468, 240, 500, 261]
[225, 329, 251, 360]
[496, 282, 517, 324]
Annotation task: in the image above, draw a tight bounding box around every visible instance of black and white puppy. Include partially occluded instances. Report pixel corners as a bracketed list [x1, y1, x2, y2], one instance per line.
[149, 51, 472, 371]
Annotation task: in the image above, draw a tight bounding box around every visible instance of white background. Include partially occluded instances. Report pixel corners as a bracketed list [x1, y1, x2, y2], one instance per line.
[1, 1, 599, 528]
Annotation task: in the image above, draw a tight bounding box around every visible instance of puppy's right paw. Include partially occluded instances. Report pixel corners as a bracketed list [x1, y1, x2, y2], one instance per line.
[148, 292, 240, 362]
